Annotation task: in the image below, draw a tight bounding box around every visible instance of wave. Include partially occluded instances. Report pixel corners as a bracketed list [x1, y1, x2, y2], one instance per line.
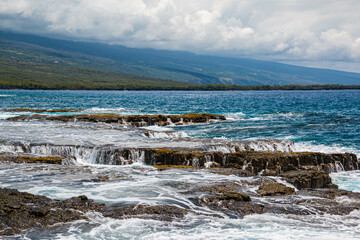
[0, 94, 13, 97]
[141, 125, 174, 131]
[144, 130, 189, 139]
[225, 112, 306, 121]
[84, 107, 127, 112]
[0, 138, 295, 166]
[331, 170, 360, 192]
[0, 113, 25, 120]
[266, 112, 305, 118]
[294, 141, 360, 157]
[224, 112, 246, 120]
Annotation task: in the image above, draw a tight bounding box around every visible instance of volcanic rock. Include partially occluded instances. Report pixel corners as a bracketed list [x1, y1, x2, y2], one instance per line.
[256, 183, 295, 196]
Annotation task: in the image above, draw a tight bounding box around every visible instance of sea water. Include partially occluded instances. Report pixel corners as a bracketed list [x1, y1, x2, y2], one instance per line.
[1, 90, 359, 155]
[1, 90, 360, 239]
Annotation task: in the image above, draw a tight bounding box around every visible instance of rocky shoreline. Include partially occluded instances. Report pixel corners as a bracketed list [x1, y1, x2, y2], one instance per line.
[1, 148, 359, 235]
[1, 111, 360, 236]
[2, 174, 360, 235]
[1, 147, 358, 189]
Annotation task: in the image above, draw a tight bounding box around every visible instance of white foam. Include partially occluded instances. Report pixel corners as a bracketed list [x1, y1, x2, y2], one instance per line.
[294, 141, 360, 157]
[224, 112, 245, 120]
[0, 113, 23, 119]
[145, 131, 189, 139]
[213, 136, 228, 140]
[225, 112, 305, 121]
[0, 121, 204, 149]
[40, 212, 360, 240]
[2, 160, 360, 239]
[331, 170, 360, 192]
[142, 125, 174, 131]
[267, 112, 305, 118]
[84, 107, 126, 112]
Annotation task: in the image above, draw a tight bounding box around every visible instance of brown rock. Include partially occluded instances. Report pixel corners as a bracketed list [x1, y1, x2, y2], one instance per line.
[0, 153, 63, 165]
[256, 183, 295, 196]
[6, 113, 226, 127]
[281, 170, 333, 189]
[0, 188, 105, 236]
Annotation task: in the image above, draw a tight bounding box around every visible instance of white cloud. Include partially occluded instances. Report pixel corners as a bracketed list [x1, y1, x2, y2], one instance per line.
[0, 0, 360, 71]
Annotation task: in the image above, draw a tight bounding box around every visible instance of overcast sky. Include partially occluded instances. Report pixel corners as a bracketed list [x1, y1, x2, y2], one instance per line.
[1, 0, 360, 72]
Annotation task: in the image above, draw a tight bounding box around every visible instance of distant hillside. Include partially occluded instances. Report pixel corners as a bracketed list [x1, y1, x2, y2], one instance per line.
[0, 34, 192, 89]
[1, 31, 360, 86]
[0, 57, 193, 89]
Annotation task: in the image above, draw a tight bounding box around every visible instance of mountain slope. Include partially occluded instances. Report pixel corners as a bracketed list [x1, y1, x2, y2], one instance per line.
[0, 35, 192, 89]
[1, 31, 360, 85]
[0, 57, 191, 89]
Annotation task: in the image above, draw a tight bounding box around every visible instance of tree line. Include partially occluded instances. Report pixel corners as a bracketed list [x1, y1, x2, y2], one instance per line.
[1, 81, 360, 91]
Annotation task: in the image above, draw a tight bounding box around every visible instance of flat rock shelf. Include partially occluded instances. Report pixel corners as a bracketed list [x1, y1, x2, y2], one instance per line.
[0, 108, 360, 238]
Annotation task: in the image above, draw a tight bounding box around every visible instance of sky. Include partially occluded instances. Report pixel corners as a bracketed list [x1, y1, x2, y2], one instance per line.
[0, 0, 360, 72]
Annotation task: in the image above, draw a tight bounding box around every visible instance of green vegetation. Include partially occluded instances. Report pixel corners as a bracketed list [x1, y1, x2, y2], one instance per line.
[190, 84, 360, 91]
[0, 58, 360, 91]
[0, 57, 193, 90]
[0, 56, 359, 91]
[1, 34, 360, 91]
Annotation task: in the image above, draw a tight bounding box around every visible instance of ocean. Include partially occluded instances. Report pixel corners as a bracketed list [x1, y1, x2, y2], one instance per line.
[0, 90, 360, 239]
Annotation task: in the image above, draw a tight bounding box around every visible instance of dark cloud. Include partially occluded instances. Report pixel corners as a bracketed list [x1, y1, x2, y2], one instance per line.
[1, 0, 359, 72]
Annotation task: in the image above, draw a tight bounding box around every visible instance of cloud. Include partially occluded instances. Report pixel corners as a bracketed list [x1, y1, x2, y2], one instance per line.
[0, 0, 360, 71]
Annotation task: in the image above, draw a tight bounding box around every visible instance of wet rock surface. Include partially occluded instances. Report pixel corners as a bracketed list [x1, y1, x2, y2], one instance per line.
[256, 183, 295, 196]
[104, 205, 191, 221]
[281, 170, 335, 189]
[0, 187, 197, 236]
[150, 150, 359, 173]
[191, 197, 267, 217]
[1, 167, 360, 236]
[0, 188, 105, 236]
[147, 150, 358, 190]
[6, 113, 226, 126]
[0, 153, 64, 164]
[1, 146, 358, 194]
[183, 179, 360, 217]
[1, 112, 360, 235]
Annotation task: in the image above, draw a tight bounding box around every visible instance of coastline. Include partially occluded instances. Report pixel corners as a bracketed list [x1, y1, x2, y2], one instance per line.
[1, 84, 360, 91]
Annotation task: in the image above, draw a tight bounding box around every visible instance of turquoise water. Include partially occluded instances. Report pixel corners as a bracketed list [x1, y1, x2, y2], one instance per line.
[1, 90, 360, 154]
